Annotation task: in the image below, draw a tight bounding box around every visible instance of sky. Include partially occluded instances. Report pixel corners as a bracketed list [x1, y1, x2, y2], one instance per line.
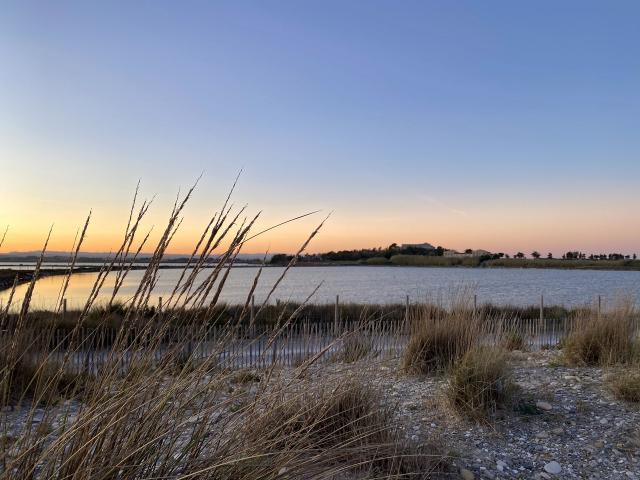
[1, 1, 639, 256]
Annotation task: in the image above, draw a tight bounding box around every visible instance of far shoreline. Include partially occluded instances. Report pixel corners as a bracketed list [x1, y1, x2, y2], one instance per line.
[3, 259, 640, 293]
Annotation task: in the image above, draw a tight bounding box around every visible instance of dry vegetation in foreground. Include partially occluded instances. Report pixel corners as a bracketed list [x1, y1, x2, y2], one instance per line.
[0, 182, 452, 480]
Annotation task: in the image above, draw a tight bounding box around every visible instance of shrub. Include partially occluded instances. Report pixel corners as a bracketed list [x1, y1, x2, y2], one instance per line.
[563, 305, 639, 366]
[1, 354, 94, 405]
[447, 347, 514, 419]
[242, 380, 447, 477]
[609, 371, 640, 403]
[403, 309, 480, 374]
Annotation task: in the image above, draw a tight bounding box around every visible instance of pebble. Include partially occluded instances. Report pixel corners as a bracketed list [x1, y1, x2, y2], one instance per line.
[544, 461, 562, 474]
[460, 467, 475, 480]
[536, 401, 553, 411]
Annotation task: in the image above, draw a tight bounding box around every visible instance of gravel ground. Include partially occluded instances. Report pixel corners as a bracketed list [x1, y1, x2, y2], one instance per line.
[312, 350, 640, 479]
[3, 350, 639, 479]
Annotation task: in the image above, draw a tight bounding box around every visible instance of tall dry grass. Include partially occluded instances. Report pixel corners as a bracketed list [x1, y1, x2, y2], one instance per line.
[608, 370, 640, 403]
[446, 347, 514, 419]
[563, 300, 640, 366]
[0, 181, 448, 479]
[402, 297, 484, 375]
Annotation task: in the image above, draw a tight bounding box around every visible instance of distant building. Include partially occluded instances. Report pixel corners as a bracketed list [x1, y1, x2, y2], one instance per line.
[401, 242, 435, 251]
[444, 249, 492, 258]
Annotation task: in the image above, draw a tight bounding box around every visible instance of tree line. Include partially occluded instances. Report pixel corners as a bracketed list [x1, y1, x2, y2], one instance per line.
[514, 251, 638, 261]
[270, 245, 639, 265]
[270, 243, 448, 264]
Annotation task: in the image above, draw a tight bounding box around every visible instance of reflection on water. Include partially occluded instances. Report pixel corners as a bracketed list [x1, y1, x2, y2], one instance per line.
[1, 265, 639, 310]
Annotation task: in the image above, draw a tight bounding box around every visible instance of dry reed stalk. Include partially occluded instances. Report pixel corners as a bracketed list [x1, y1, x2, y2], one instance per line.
[55, 212, 91, 313]
[0, 226, 8, 250]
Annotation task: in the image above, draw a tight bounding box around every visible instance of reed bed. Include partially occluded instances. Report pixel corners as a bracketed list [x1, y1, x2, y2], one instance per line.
[6, 301, 594, 332]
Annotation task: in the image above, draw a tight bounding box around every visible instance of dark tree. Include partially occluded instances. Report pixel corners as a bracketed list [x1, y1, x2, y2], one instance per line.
[531, 251, 541, 259]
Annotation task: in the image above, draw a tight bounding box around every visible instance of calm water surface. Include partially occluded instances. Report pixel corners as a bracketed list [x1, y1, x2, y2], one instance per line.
[1, 264, 639, 310]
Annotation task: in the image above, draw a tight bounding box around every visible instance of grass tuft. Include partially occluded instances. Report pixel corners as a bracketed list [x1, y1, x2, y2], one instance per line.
[446, 347, 514, 419]
[338, 330, 374, 363]
[609, 370, 640, 403]
[501, 330, 527, 351]
[229, 370, 261, 384]
[402, 308, 480, 374]
[242, 379, 447, 477]
[563, 303, 639, 366]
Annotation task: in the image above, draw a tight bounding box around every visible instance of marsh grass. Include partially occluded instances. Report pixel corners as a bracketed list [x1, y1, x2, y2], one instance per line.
[0, 181, 449, 479]
[500, 330, 527, 351]
[609, 370, 640, 403]
[337, 329, 374, 363]
[242, 379, 447, 478]
[446, 347, 515, 420]
[402, 305, 482, 375]
[563, 302, 640, 366]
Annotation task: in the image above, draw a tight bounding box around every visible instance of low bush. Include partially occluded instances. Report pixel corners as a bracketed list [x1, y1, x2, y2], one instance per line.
[1, 355, 94, 405]
[446, 347, 514, 419]
[563, 305, 639, 366]
[242, 380, 447, 478]
[403, 309, 480, 374]
[609, 370, 640, 403]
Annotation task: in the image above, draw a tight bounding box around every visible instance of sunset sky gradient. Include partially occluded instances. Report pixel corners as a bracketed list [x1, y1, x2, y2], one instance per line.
[1, 1, 639, 256]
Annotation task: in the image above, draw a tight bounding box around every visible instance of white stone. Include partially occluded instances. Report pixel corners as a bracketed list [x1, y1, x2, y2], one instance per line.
[544, 461, 562, 474]
[460, 468, 475, 480]
[536, 401, 553, 411]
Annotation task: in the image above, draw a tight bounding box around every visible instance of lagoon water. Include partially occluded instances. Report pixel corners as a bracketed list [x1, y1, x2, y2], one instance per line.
[1, 264, 639, 310]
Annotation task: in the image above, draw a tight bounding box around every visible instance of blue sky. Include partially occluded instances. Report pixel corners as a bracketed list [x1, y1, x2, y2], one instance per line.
[1, 1, 639, 254]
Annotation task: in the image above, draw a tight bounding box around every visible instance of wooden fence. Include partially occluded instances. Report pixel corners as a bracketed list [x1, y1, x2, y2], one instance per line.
[41, 314, 583, 374]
